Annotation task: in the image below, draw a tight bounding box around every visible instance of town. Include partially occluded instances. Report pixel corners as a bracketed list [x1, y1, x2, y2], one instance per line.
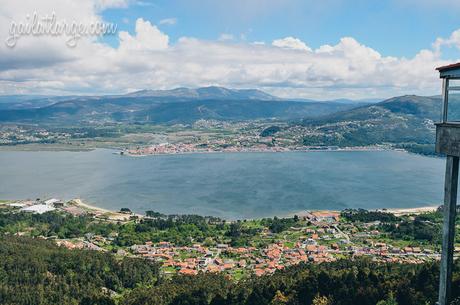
[0, 198, 448, 280]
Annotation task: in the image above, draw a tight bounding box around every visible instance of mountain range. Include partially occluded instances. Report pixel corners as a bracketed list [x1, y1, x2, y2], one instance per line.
[0, 87, 364, 124]
[0, 87, 453, 149]
[124, 86, 278, 100]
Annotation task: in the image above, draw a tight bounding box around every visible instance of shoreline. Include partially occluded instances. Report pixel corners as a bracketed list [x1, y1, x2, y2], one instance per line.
[378, 205, 439, 216]
[70, 198, 112, 214]
[2, 197, 441, 220]
[70, 199, 145, 220]
[287, 205, 440, 219]
[0, 143, 399, 155]
[70, 198, 441, 219]
[121, 146, 400, 157]
[53, 198, 445, 219]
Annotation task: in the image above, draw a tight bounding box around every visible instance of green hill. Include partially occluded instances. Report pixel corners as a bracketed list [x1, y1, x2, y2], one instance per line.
[300, 95, 455, 149]
[0, 95, 356, 125]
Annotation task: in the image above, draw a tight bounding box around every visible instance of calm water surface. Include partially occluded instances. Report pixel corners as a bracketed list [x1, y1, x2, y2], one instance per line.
[0, 149, 445, 219]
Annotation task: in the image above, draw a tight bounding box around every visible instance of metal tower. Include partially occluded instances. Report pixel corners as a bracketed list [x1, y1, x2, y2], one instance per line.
[436, 62, 460, 305]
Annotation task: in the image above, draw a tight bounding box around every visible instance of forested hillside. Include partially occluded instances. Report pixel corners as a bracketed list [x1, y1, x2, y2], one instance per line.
[0, 236, 159, 305]
[299, 95, 459, 152]
[1, 235, 460, 305]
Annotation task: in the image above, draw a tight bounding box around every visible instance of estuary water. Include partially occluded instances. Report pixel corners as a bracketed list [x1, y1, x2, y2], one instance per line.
[0, 149, 445, 219]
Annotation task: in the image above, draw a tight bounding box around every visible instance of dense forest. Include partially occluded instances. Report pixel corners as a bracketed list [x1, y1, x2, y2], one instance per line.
[0, 236, 159, 305]
[1, 235, 460, 305]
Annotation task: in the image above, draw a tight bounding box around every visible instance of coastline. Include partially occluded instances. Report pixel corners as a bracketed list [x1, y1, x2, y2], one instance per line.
[0, 144, 96, 152]
[2, 197, 441, 220]
[0, 144, 393, 155]
[121, 145, 400, 157]
[280, 205, 440, 220]
[67, 199, 145, 221]
[378, 205, 439, 216]
[70, 198, 112, 213]
[67, 199, 441, 219]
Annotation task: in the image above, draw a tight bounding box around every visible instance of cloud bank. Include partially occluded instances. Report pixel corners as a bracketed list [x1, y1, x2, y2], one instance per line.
[0, 0, 458, 99]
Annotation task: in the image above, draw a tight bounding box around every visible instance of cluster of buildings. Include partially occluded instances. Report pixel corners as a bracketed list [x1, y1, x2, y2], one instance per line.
[130, 238, 338, 277]
[56, 239, 106, 252]
[8, 198, 137, 223]
[7, 198, 443, 277]
[123, 140, 292, 156]
[125, 211, 434, 277]
[0, 125, 71, 145]
[9, 198, 63, 214]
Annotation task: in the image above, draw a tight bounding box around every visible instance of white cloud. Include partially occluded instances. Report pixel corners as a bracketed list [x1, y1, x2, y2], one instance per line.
[433, 29, 460, 52]
[159, 18, 177, 25]
[95, 0, 129, 9]
[118, 18, 169, 50]
[272, 37, 312, 52]
[0, 0, 458, 99]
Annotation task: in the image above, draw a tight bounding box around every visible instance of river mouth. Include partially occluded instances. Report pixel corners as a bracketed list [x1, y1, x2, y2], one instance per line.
[0, 149, 444, 220]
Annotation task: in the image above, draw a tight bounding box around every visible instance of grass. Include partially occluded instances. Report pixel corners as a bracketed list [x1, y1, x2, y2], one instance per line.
[232, 269, 246, 281]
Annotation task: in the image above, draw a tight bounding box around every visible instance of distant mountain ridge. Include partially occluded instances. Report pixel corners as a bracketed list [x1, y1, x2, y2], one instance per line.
[0, 90, 454, 151]
[0, 87, 361, 124]
[126, 86, 278, 101]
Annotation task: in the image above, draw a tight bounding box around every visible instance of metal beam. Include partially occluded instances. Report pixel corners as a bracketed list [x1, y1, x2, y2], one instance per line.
[440, 69, 460, 79]
[438, 155, 459, 305]
[442, 79, 450, 123]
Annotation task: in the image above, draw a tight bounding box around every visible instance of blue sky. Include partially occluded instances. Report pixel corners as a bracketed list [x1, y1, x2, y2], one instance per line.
[1, 0, 460, 99]
[100, 0, 460, 59]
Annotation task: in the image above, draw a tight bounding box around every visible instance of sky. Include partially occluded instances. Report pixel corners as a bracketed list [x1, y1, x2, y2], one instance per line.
[1, 0, 460, 99]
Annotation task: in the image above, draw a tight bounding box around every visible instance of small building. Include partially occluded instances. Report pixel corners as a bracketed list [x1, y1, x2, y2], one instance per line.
[20, 204, 55, 214]
[307, 211, 340, 223]
[8, 202, 27, 208]
[44, 198, 63, 207]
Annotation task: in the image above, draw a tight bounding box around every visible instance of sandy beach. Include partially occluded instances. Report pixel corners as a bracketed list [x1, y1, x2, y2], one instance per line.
[70, 198, 112, 213]
[288, 205, 440, 219]
[379, 206, 440, 216]
[72, 199, 442, 219]
[69, 198, 145, 221]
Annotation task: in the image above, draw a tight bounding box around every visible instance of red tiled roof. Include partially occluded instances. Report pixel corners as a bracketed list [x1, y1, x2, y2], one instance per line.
[179, 269, 198, 275]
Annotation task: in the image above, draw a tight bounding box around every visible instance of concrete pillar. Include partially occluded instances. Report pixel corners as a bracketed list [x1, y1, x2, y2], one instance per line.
[438, 155, 459, 305]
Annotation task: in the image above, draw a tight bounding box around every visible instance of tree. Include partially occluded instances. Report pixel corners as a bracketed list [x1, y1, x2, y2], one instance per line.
[228, 222, 242, 238]
[145, 210, 163, 218]
[376, 292, 398, 305]
[312, 295, 332, 305]
[270, 290, 289, 304]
